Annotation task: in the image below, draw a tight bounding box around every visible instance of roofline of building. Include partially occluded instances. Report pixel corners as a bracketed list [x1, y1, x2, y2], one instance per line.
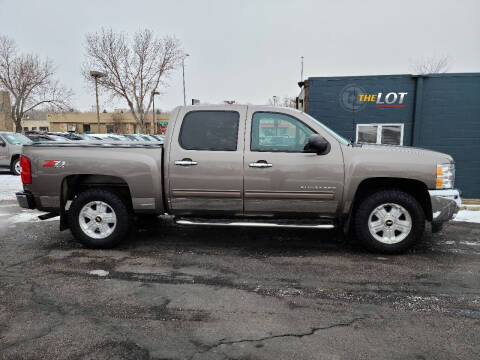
[306, 72, 480, 81]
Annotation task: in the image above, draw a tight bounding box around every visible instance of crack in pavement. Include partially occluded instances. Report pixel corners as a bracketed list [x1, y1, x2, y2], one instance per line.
[189, 317, 365, 359]
[0, 280, 143, 355]
[0, 282, 66, 352]
[1, 253, 51, 272]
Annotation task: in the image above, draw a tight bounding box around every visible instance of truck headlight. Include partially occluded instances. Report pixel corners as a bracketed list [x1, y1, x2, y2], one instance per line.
[436, 163, 455, 189]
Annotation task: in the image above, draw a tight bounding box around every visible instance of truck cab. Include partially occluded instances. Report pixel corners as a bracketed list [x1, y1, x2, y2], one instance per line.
[165, 105, 344, 218]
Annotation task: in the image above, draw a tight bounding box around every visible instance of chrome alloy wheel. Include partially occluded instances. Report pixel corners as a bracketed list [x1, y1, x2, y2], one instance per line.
[79, 201, 117, 239]
[14, 160, 21, 175]
[368, 203, 412, 244]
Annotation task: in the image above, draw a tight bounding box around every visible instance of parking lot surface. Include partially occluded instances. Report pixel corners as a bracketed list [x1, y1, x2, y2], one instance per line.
[1, 179, 479, 359]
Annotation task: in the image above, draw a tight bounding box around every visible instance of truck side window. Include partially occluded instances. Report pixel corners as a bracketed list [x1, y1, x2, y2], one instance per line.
[251, 112, 315, 152]
[179, 111, 239, 151]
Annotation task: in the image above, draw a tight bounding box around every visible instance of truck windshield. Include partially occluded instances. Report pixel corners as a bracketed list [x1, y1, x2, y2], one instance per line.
[3, 133, 32, 145]
[303, 113, 350, 145]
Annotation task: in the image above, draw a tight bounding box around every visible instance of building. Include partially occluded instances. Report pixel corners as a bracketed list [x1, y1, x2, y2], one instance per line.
[0, 91, 13, 132]
[22, 119, 50, 132]
[297, 73, 480, 198]
[0, 90, 170, 134]
[22, 111, 50, 132]
[41, 111, 169, 134]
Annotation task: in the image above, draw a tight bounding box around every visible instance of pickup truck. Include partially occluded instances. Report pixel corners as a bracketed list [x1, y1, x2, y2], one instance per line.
[0, 131, 32, 175]
[16, 105, 461, 253]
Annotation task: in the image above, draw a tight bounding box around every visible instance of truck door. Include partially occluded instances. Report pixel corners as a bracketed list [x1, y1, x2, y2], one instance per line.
[0, 135, 7, 166]
[243, 108, 344, 217]
[167, 106, 246, 215]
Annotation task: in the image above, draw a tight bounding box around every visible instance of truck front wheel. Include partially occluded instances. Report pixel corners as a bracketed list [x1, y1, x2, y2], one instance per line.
[354, 189, 425, 254]
[69, 189, 131, 249]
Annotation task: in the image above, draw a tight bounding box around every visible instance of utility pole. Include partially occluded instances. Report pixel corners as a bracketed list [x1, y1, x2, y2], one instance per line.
[90, 71, 107, 133]
[300, 56, 304, 82]
[182, 54, 190, 106]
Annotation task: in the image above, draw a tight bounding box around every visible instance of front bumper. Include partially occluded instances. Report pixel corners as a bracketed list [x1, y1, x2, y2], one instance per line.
[16, 191, 36, 209]
[429, 189, 461, 225]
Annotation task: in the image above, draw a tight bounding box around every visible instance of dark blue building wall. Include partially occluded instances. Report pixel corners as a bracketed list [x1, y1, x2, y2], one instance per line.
[308, 75, 415, 144]
[306, 73, 480, 198]
[415, 74, 480, 198]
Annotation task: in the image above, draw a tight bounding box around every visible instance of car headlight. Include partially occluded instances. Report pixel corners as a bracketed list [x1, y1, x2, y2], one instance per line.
[436, 163, 455, 189]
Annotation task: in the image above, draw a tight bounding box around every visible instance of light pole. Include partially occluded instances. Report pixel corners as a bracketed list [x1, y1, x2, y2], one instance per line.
[273, 95, 278, 106]
[182, 54, 189, 106]
[300, 56, 304, 82]
[152, 91, 160, 134]
[90, 71, 107, 133]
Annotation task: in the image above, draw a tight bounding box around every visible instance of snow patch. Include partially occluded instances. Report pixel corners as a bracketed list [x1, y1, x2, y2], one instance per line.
[459, 241, 480, 247]
[454, 210, 480, 224]
[7, 211, 58, 224]
[89, 270, 109, 277]
[0, 175, 22, 201]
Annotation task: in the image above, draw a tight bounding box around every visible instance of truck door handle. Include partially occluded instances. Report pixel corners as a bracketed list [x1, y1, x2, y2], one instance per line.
[175, 158, 198, 166]
[249, 160, 273, 168]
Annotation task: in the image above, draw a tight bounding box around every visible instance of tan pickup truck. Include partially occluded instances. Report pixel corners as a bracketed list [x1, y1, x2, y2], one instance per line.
[16, 105, 460, 253]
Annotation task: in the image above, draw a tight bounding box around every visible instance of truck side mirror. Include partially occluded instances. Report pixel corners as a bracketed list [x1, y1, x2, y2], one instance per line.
[304, 134, 330, 155]
[0, 141, 5, 147]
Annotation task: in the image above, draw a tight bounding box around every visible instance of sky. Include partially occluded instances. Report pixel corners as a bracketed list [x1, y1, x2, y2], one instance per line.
[1, 0, 479, 112]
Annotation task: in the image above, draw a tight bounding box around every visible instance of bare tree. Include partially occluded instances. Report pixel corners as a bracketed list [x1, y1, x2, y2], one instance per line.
[267, 96, 295, 108]
[0, 36, 72, 132]
[412, 55, 450, 74]
[83, 28, 183, 132]
[112, 112, 125, 133]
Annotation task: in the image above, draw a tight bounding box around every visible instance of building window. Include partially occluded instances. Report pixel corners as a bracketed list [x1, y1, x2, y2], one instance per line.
[356, 123, 404, 145]
[83, 124, 91, 133]
[23, 127, 29, 132]
[106, 125, 114, 133]
[67, 124, 76, 132]
[39, 127, 49, 132]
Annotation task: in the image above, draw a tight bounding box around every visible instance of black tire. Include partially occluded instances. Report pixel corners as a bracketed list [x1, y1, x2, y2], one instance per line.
[354, 189, 425, 254]
[11, 157, 20, 176]
[68, 188, 131, 249]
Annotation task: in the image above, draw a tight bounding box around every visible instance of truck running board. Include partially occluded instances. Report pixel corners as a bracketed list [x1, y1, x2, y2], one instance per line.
[38, 212, 59, 221]
[175, 218, 335, 229]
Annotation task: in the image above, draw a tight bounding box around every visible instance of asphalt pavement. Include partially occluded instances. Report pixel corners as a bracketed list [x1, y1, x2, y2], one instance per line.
[0, 191, 479, 359]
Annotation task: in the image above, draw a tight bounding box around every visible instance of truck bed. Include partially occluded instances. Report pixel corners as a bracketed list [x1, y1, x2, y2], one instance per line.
[21, 142, 165, 214]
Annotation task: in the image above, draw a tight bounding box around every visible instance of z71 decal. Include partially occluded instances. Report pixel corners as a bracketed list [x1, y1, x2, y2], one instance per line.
[43, 160, 66, 168]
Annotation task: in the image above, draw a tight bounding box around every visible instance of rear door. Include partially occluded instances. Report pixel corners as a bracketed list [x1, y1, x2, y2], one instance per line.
[167, 106, 246, 216]
[0, 135, 8, 166]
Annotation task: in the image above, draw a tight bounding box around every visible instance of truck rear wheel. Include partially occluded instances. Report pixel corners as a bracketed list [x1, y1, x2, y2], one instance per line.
[69, 188, 131, 249]
[354, 189, 425, 254]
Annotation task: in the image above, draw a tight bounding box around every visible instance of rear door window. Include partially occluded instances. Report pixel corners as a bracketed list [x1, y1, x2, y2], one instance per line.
[179, 111, 239, 151]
